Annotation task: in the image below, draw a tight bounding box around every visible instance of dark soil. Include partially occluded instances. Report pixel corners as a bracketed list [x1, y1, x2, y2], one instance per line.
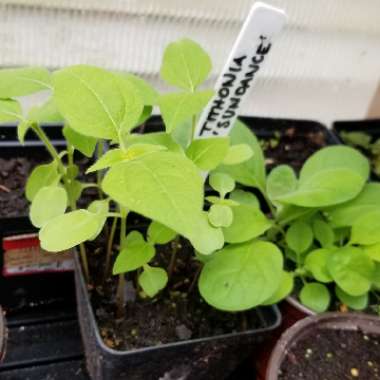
[261, 127, 327, 171]
[89, 238, 260, 351]
[278, 328, 380, 380]
[0, 156, 46, 218]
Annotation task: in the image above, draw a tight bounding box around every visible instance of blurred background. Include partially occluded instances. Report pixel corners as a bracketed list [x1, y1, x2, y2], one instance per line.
[0, 0, 379, 125]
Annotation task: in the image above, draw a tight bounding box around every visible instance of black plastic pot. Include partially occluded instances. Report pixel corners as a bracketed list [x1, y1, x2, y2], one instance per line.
[0, 306, 6, 362]
[266, 312, 380, 380]
[74, 254, 281, 380]
[333, 119, 380, 179]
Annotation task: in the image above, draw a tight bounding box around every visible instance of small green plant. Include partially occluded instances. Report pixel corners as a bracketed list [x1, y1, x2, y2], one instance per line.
[341, 131, 380, 177]
[0, 38, 292, 318]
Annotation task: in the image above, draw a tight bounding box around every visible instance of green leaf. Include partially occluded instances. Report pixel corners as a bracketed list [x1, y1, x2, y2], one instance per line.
[28, 98, 63, 123]
[216, 120, 266, 191]
[0, 99, 23, 122]
[159, 90, 213, 133]
[171, 119, 192, 149]
[87, 199, 109, 239]
[67, 180, 83, 204]
[209, 172, 235, 198]
[304, 248, 334, 283]
[113, 74, 144, 133]
[222, 144, 253, 165]
[53, 65, 125, 140]
[327, 247, 375, 296]
[351, 209, 380, 245]
[63, 126, 97, 158]
[126, 132, 182, 154]
[206, 196, 238, 207]
[160, 38, 212, 91]
[340, 131, 371, 149]
[327, 183, 380, 227]
[25, 161, 60, 201]
[113, 231, 155, 274]
[285, 221, 313, 254]
[39, 210, 100, 251]
[30, 186, 67, 228]
[229, 190, 259, 208]
[147, 221, 177, 245]
[118, 73, 158, 105]
[139, 266, 168, 297]
[300, 283, 330, 313]
[267, 165, 297, 202]
[373, 264, 380, 289]
[102, 151, 223, 255]
[363, 243, 380, 262]
[208, 204, 233, 228]
[17, 120, 32, 144]
[278, 146, 369, 207]
[199, 241, 283, 311]
[261, 271, 294, 305]
[186, 137, 229, 170]
[0, 67, 51, 97]
[312, 218, 335, 248]
[223, 205, 272, 243]
[335, 286, 368, 311]
[137, 106, 153, 125]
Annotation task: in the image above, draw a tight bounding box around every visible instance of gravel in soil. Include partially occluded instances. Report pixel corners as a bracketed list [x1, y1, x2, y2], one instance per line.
[278, 328, 380, 380]
[90, 239, 260, 351]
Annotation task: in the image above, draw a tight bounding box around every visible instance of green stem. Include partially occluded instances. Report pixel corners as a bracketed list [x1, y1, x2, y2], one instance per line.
[116, 206, 128, 318]
[96, 141, 104, 199]
[104, 217, 118, 282]
[168, 237, 180, 279]
[191, 115, 197, 141]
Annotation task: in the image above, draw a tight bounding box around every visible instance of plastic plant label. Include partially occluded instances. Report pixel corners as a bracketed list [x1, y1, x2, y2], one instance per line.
[2, 233, 74, 277]
[194, 2, 286, 138]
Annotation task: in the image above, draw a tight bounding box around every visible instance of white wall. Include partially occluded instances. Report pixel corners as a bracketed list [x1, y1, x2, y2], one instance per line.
[0, 0, 379, 125]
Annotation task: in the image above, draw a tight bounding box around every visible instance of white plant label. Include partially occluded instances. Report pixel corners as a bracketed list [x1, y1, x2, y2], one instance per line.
[194, 2, 286, 138]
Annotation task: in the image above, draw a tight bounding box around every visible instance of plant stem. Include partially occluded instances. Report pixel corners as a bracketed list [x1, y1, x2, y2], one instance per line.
[188, 263, 202, 294]
[31, 124, 90, 281]
[96, 141, 104, 199]
[104, 217, 118, 282]
[116, 206, 128, 319]
[168, 237, 180, 279]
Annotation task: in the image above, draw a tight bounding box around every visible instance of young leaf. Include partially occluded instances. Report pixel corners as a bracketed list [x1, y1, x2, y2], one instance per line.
[208, 204, 233, 228]
[304, 248, 334, 283]
[229, 189, 259, 208]
[335, 286, 368, 311]
[126, 132, 182, 153]
[223, 205, 272, 243]
[147, 221, 177, 245]
[285, 221, 313, 254]
[118, 73, 158, 105]
[87, 199, 109, 239]
[114, 74, 144, 132]
[222, 144, 253, 165]
[138, 266, 168, 297]
[39, 210, 101, 251]
[113, 231, 155, 274]
[63, 126, 97, 158]
[25, 161, 60, 201]
[312, 218, 335, 248]
[351, 209, 380, 245]
[340, 131, 372, 149]
[278, 146, 369, 207]
[267, 165, 297, 202]
[327, 183, 380, 227]
[171, 119, 192, 149]
[160, 38, 212, 91]
[159, 90, 213, 133]
[87, 149, 127, 173]
[30, 186, 67, 228]
[216, 120, 266, 191]
[363, 243, 380, 262]
[53, 65, 125, 140]
[205, 196, 237, 207]
[102, 151, 223, 255]
[199, 241, 283, 311]
[261, 271, 294, 305]
[0, 99, 23, 122]
[300, 283, 330, 313]
[28, 98, 63, 123]
[0, 67, 51, 97]
[327, 247, 375, 296]
[185, 137, 229, 171]
[209, 172, 235, 198]
[17, 120, 33, 144]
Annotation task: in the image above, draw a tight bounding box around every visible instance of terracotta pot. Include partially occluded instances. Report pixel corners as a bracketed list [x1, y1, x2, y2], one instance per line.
[266, 312, 380, 380]
[0, 306, 7, 362]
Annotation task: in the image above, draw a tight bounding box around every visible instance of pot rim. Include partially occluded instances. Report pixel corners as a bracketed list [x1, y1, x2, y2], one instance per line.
[74, 253, 282, 356]
[266, 312, 380, 380]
